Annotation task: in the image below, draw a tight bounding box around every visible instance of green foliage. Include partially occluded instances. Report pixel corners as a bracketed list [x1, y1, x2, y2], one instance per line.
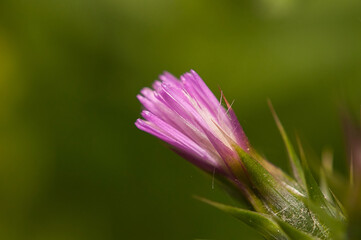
[200, 105, 348, 239]
[268, 100, 306, 189]
[196, 196, 289, 240]
[273, 218, 316, 240]
[235, 145, 330, 238]
[197, 196, 322, 240]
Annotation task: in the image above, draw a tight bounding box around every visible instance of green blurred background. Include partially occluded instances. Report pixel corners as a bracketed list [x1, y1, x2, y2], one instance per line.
[0, 0, 360, 239]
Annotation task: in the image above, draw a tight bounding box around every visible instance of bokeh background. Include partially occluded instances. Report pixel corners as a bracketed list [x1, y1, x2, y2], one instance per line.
[0, 0, 361, 239]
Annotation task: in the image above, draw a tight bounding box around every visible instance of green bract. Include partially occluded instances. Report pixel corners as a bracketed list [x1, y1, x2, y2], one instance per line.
[199, 103, 347, 240]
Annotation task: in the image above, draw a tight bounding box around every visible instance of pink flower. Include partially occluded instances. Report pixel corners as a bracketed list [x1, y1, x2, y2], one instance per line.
[135, 70, 249, 176]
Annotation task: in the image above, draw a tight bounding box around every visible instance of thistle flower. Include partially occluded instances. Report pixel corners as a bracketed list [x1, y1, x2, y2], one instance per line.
[136, 70, 346, 240]
[135, 70, 249, 177]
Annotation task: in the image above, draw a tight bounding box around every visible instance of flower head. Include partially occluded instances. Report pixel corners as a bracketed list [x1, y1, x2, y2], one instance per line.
[135, 70, 346, 239]
[135, 70, 249, 176]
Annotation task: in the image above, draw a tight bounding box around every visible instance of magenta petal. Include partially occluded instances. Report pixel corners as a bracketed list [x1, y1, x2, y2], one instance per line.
[135, 119, 179, 146]
[140, 111, 209, 159]
[157, 84, 203, 127]
[189, 70, 220, 110]
[135, 117, 220, 171]
[181, 76, 218, 118]
[228, 108, 249, 151]
[198, 123, 239, 174]
[140, 87, 155, 99]
[137, 94, 157, 112]
[159, 72, 181, 86]
[152, 81, 162, 91]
